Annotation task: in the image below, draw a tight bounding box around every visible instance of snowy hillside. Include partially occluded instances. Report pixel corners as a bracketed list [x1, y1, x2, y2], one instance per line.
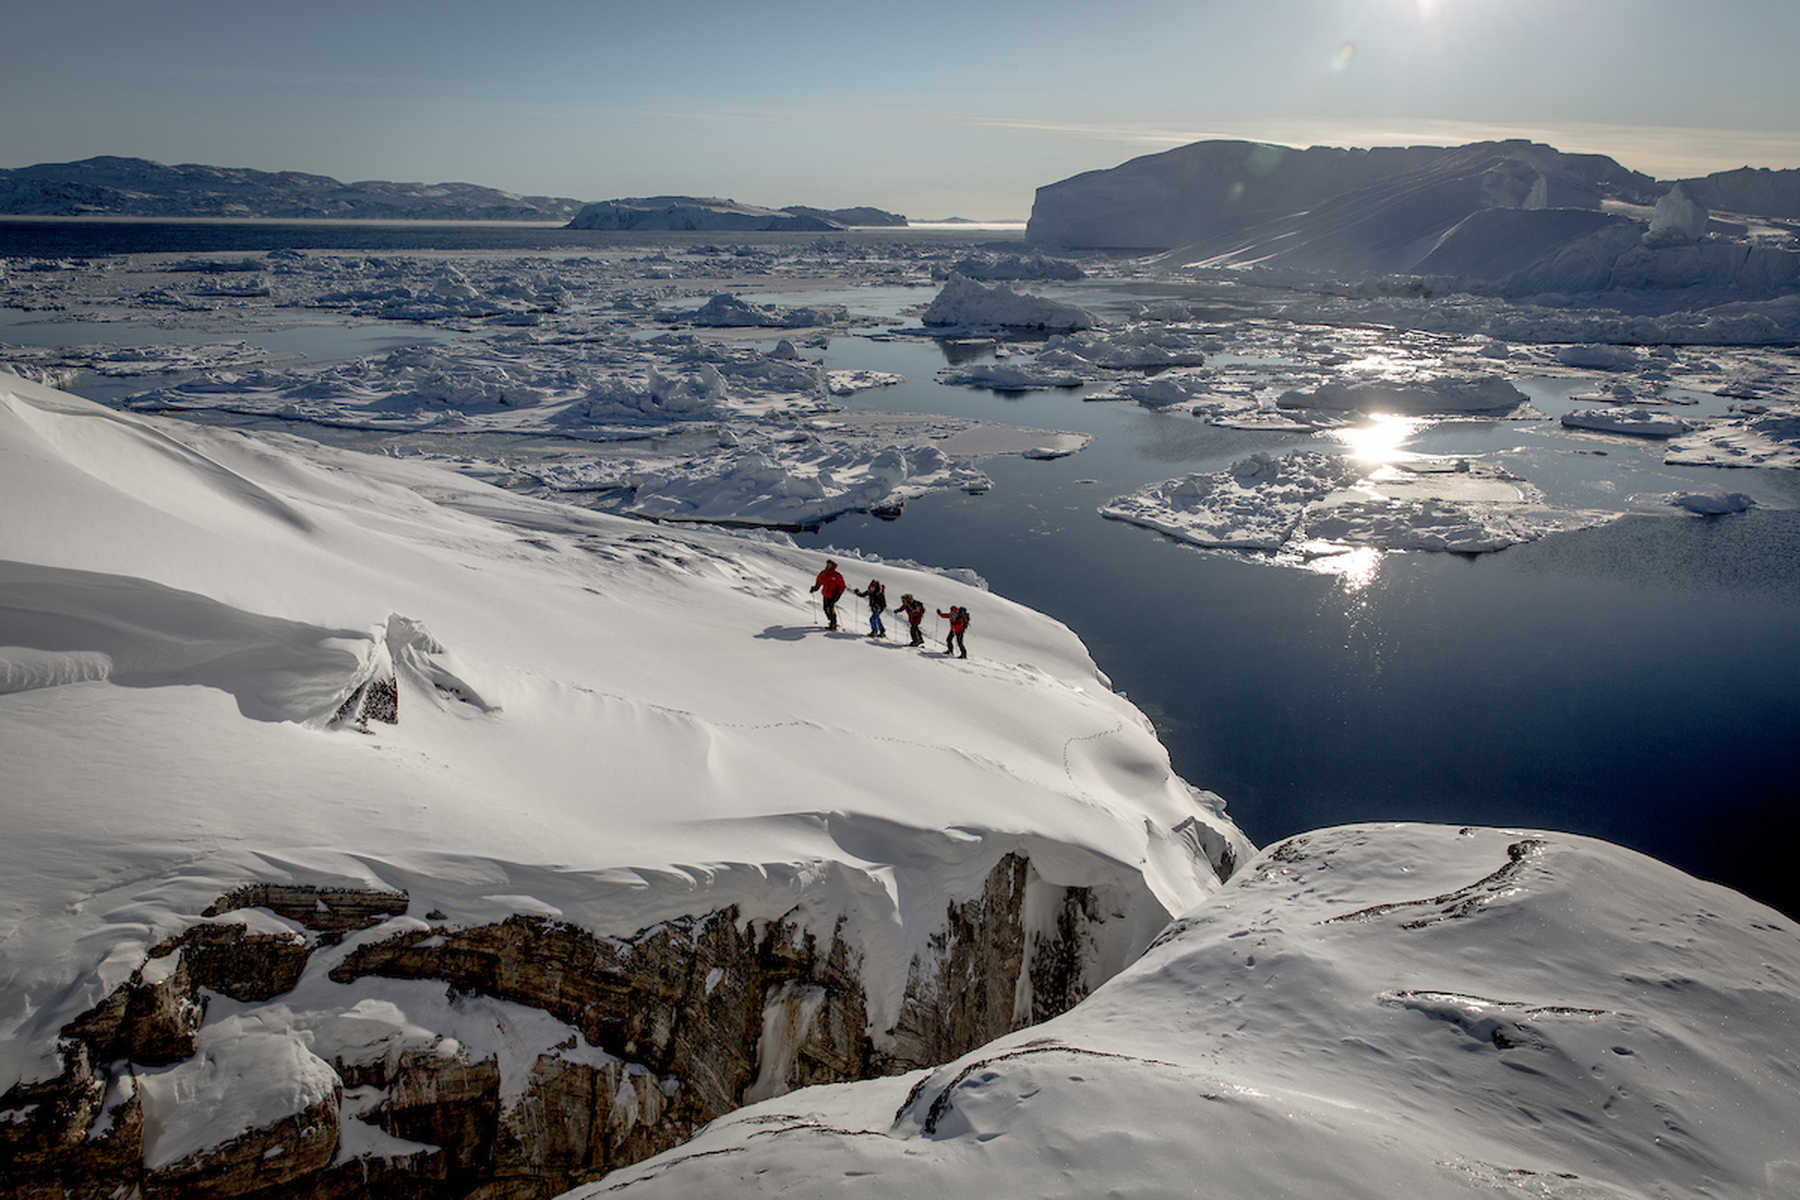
[0, 156, 587, 221]
[581, 823, 1800, 1199]
[0, 374, 1247, 1194]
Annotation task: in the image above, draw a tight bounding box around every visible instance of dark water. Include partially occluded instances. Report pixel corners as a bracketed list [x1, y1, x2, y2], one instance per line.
[797, 340, 1800, 918]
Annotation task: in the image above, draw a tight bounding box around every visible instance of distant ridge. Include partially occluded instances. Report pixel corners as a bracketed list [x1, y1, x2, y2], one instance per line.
[0, 156, 588, 221]
[566, 196, 906, 231]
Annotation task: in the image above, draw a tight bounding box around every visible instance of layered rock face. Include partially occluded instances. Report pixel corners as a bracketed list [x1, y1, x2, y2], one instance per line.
[1, 852, 1194, 1198]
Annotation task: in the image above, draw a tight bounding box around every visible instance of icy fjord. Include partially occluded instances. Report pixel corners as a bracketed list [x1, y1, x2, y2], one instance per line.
[2, 134, 1799, 1197]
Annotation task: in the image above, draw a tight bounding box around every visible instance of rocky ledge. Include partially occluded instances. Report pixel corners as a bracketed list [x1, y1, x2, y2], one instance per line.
[1, 849, 1209, 1198]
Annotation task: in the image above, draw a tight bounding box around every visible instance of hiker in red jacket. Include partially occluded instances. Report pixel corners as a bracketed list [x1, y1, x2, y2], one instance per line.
[937, 604, 969, 659]
[810, 559, 847, 631]
[896, 594, 927, 647]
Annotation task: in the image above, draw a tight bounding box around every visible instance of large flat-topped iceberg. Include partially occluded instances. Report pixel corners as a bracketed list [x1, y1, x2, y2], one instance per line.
[1027, 138, 1655, 252]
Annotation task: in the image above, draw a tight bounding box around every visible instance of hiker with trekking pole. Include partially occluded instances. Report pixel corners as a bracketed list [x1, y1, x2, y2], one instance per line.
[809, 559, 847, 631]
[937, 604, 970, 659]
[854, 578, 888, 639]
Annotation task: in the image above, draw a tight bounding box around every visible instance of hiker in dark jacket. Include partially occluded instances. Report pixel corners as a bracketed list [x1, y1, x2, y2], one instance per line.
[810, 560, 847, 630]
[854, 579, 888, 638]
[937, 604, 969, 659]
[896, 594, 927, 647]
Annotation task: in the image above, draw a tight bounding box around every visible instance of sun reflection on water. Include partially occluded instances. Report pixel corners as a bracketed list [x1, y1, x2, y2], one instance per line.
[1305, 545, 1384, 593]
[1330, 412, 1429, 465]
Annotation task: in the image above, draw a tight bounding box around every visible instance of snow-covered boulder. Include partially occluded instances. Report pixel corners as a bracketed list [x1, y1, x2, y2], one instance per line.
[585, 824, 1800, 1199]
[921, 275, 1095, 332]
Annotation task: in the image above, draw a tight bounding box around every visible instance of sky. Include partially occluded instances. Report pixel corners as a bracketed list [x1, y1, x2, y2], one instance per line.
[2, 0, 1798, 219]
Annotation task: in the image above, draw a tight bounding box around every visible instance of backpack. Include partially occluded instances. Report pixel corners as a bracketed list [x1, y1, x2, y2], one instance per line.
[958, 607, 971, 630]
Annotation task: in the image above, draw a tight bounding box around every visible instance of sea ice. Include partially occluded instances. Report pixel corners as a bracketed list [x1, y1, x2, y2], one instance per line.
[1099, 452, 1361, 550]
[920, 275, 1095, 332]
[1560, 407, 1699, 438]
[1276, 377, 1527, 415]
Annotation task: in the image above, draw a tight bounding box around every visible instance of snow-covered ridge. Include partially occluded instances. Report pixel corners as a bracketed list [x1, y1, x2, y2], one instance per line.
[582, 823, 1800, 1198]
[0, 374, 1248, 1190]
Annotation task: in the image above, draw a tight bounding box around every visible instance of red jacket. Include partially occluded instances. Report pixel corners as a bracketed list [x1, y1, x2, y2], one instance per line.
[938, 608, 968, 633]
[814, 568, 846, 600]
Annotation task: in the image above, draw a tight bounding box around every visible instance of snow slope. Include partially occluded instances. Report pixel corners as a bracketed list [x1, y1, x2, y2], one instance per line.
[0, 373, 1248, 1096]
[582, 823, 1800, 1199]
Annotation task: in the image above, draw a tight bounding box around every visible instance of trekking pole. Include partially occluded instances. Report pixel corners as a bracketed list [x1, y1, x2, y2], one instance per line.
[809, 593, 817, 626]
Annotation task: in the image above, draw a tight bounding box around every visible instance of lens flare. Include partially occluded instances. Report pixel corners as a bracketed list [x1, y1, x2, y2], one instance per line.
[1330, 42, 1356, 72]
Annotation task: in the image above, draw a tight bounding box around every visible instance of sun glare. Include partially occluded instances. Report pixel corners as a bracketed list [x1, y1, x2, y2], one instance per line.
[1330, 413, 1427, 464]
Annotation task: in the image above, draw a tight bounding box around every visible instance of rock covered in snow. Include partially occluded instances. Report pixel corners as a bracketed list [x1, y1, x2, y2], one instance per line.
[921, 275, 1094, 332]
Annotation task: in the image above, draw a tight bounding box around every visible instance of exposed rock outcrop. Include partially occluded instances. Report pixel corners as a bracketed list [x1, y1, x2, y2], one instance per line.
[1, 855, 1143, 1198]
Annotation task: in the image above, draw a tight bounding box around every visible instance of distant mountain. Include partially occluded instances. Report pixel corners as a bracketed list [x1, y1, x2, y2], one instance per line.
[781, 205, 906, 227]
[566, 196, 906, 231]
[0, 156, 588, 221]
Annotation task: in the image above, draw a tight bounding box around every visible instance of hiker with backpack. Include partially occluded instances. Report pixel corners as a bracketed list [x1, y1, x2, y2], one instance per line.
[896, 593, 927, 647]
[809, 559, 847, 631]
[854, 578, 888, 639]
[937, 604, 970, 659]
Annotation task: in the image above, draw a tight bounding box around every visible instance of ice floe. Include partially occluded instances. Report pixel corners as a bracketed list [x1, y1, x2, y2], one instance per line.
[1103, 452, 1606, 558]
[921, 275, 1095, 332]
